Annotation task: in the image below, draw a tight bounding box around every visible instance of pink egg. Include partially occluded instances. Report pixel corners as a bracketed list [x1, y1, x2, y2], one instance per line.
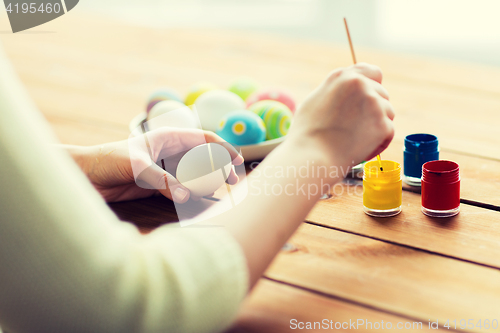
[246, 89, 296, 113]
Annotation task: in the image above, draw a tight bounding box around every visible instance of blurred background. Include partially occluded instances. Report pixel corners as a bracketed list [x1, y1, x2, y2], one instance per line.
[1, 0, 499, 156]
[79, 0, 500, 67]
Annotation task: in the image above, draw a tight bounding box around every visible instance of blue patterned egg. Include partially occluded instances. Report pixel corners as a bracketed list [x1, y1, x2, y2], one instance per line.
[216, 110, 266, 146]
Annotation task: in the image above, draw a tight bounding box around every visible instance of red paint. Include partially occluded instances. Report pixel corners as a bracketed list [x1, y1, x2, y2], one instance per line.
[421, 160, 460, 211]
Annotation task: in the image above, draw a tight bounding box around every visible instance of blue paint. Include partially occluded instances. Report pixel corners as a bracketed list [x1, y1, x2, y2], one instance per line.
[404, 134, 439, 180]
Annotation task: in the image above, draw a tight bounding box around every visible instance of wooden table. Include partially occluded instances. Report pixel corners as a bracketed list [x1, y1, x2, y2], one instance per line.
[2, 13, 500, 333]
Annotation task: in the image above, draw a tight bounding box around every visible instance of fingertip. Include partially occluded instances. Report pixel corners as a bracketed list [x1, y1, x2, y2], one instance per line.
[325, 67, 345, 84]
[172, 187, 190, 204]
[377, 84, 390, 101]
[205, 132, 244, 165]
[354, 62, 383, 84]
[233, 154, 244, 166]
[227, 172, 239, 185]
[386, 103, 396, 121]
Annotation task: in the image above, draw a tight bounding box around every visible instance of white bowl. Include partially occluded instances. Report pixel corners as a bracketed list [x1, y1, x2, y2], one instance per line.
[129, 112, 285, 161]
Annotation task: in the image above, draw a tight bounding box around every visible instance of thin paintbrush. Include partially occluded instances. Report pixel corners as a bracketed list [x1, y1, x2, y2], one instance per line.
[343, 17, 383, 171]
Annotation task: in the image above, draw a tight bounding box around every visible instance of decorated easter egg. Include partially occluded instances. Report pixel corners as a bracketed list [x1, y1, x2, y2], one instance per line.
[228, 77, 259, 101]
[176, 143, 232, 197]
[249, 100, 292, 140]
[246, 89, 296, 113]
[185, 82, 218, 106]
[216, 110, 266, 146]
[195, 90, 245, 132]
[146, 88, 183, 113]
[146, 100, 199, 131]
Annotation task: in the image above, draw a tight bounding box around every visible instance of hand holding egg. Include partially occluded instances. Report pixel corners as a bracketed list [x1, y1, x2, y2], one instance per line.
[142, 78, 297, 200]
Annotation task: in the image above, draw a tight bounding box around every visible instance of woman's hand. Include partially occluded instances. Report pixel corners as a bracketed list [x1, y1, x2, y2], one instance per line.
[288, 62, 395, 172]
[199, 63, 396, 287]
[64, 128, 244, 203]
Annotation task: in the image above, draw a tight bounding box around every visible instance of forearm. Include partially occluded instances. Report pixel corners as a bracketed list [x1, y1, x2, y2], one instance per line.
[201, 137, 344, 287]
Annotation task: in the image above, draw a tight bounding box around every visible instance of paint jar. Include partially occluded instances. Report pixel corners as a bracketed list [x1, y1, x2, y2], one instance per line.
[421, 160, 460, 217]
[403, 134, 439, 186]
[363, 160, 402, 217]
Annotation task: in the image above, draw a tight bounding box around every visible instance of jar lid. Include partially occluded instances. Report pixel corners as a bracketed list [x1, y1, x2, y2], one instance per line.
[422, 160, 460, 184]
[405, 133, 438, 153]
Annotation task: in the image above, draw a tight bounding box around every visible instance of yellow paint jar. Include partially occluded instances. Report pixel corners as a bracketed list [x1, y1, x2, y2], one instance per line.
[363, 160, 402, 217]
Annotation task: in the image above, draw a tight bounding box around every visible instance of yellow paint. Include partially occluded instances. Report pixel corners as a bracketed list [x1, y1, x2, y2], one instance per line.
[363, 160, 402, 210]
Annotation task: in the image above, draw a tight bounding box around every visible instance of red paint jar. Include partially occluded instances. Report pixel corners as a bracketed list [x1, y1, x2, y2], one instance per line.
[421, 160, 460, 217]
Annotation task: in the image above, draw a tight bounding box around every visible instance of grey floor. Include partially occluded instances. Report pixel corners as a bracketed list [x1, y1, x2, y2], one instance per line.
[77, 0, 500, 67]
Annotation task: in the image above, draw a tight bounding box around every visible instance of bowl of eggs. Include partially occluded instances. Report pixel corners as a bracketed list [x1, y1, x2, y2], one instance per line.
[129, 78, 296, 161]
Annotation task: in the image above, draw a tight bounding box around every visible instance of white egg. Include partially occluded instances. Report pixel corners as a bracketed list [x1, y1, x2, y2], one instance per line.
[147, 100, 199, 130]
[194, 90, 245, 132]
[176, 143, 232, 197]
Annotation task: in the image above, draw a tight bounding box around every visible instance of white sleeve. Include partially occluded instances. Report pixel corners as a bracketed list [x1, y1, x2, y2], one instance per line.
[0, 43, 248, 333]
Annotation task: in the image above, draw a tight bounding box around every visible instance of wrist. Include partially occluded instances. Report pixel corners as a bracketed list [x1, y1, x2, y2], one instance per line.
[286, 127, 359, 169]
[277, 135, 347, 186]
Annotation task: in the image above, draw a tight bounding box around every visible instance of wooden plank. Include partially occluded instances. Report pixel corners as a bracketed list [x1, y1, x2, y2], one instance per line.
[309, 182, 500, 268]
[47, 116, 129, 146]
[109, 194, 499, 332]
[110, 194, 499, 333]
[110, 180, 500, 272]
[109, 196, 178, 234]
[228, 279, 444, 332]
[110, 195, 221, 234]
[265, 223, 500, 333]
[108, 193, 456, 333]
[1, 14, 500, 160]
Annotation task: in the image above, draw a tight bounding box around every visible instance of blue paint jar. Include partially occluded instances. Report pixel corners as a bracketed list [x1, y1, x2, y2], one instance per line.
[403, 134, 439, 186]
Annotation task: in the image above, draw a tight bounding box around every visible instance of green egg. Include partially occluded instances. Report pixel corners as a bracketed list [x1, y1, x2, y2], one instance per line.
[248, 100, 293, 140]
[228, 77, 259, 101]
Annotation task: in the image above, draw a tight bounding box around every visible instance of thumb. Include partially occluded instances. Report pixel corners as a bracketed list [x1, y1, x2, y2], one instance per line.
[136, 162, 191, 204]
[160, 172, 191, 204]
